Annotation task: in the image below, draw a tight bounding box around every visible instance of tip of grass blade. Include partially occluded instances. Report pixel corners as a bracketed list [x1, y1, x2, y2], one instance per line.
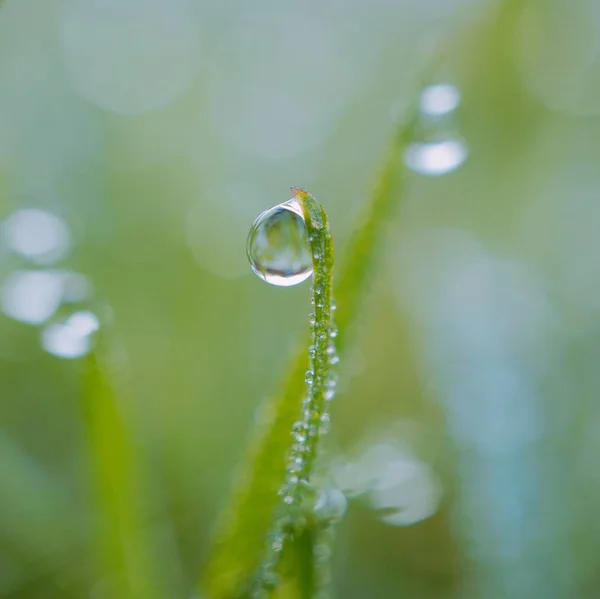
[291, 187, 312, 201]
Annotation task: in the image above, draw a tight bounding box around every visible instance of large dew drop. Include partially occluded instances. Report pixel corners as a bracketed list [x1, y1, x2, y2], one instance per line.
[247, 199, 313, 286]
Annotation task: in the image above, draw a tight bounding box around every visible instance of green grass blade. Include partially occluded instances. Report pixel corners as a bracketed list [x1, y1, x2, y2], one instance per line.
[83, 350, 161, 599]
[203, 91, 422, 599]
[0, 432, 85, 591]
[248, 189, 336, 598]
[334, 116, 418, 350]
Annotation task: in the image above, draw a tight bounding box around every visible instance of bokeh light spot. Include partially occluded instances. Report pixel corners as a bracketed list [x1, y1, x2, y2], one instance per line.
[3, 209, 71, 264]
[59, 0, 200, 115]
[1, 270, 64, 325]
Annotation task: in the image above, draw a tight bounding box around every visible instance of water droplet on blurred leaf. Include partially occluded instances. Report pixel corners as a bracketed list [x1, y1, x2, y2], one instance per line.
[359, 444, 442, 527]
[247, 199, 312, 287]
[404, 138, 468, 177]
[41, 309, 99, 359]
[3, 209, 71, 264]
[404, 80, 468, 177]
[1, 270, 64, 325]
[313, 487, 347, 523]
[419, 83, 461, 116]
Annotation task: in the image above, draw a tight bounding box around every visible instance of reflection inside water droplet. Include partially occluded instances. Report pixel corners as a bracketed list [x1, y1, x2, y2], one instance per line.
[404, 139, 468, 177]
[41, 310, 100, 359]
[247, 199, 313, 286]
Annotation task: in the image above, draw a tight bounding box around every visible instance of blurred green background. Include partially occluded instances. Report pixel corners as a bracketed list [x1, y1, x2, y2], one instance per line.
[2, 0, 600, 597]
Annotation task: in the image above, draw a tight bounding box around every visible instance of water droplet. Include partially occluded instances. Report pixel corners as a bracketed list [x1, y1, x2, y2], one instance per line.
[403, 138, 468, 177]
[1, 270, 65, 325]
[324, 388, 335, 401]
[319, 413, 331, 434]
[313, 488, 347, 523]
[329, 327, 338, 339]
[329, 354, 340, 365]
[419, 83, 461, 116]
[3, 209, 71, 264]
[358, 442, 442, 526]
[283, 495, 294, 505]
[271, 536, 284, 553]
[247, 199, 312, 286]
[292, 421, 305, 434]
[41, 310, 100, 359]
[294, 431, 306, 443]
[326, 373, 338, 388]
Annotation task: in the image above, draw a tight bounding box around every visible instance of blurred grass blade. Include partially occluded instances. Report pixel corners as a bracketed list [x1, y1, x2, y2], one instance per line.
[204, 82, 423, 599]
[0, 432, 85, 591]
[84, 350, 162, 599]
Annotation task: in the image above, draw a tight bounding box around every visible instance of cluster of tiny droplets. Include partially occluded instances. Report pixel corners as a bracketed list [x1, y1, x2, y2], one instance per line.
[280, 228, 338, 511]
[251, 211, 339, 599]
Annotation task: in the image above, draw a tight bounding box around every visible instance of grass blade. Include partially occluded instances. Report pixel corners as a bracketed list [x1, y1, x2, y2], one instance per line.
[0, 432, 84, 591]
[248, 189, 336, 598]
[203, 86, 423, 599]
[83, 350, 162, 599]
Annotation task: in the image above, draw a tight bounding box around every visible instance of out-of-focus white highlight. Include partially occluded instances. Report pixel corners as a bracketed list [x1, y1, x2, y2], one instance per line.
[404, 139, 468, 176]
[59, 0, 200, 115]
[3, 209, 70, 264]
[41, 310, 99, 359]
[360, 443, 442, 526]
[419, 83, 461, 116]
[333, 439, 442, 527]
[1, 270, 64, 324]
